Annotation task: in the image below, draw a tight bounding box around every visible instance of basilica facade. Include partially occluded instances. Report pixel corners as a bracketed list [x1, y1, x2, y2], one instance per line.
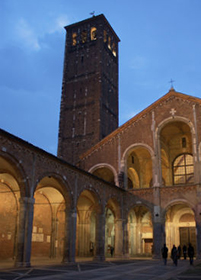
[0, 14, 201, 267]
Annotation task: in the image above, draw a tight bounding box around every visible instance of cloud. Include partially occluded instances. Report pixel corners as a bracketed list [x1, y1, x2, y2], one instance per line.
[15, 18, 41, 51]
[49, 15, 70, 34]
[130, 55, 148, 70]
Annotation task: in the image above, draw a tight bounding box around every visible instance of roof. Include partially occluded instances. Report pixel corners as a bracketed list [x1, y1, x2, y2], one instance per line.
[80, 88, 201, 160]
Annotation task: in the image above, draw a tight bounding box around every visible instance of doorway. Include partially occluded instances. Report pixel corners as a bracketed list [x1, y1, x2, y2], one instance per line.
[179, 227, 196, 255]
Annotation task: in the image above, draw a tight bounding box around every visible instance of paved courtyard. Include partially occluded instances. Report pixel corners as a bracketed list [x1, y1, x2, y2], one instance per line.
[0, 259, 200, 280]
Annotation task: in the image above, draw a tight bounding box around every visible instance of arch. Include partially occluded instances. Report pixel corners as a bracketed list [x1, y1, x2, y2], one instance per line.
[31, 175, 71, 264]
[0, 154, 27, 264]
[156, 117, 195, 187]
[0, 152, 28, 197]
[127, 205, 153, 256]
[0, 176, 20, 262]
[122, 144, 154, 189]
[76, 188, 100, 258]
[34, 172, 72, 207]
[89, 163, 118, 186]
[164, 201, 196, 256]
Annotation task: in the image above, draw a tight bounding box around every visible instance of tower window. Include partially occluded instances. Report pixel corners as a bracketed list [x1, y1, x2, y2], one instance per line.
[108, 36, 111, 49]
[72, 32, 77, 46]
[182, 137, 187, 148]
[112, 43, 116, 57]
[104, 30, 107, 42]
[173, 153, 194, 185]
[91, 27, 97, 41]
[81, 30, 87, 43]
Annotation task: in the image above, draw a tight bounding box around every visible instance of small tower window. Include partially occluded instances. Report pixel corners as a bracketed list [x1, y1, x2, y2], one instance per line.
[91, 27, 97, 41]
[182, 137, 187, 148]
[81, 30, 87, 43]
[112, 42, 116, 57]
[108, 36, 111, 49]
[104, 30, 107, 42]
[72, 32, 77, 46]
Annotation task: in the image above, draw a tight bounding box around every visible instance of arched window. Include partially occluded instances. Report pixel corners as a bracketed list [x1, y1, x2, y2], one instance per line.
[90, 27, 97, 41]
[72, 32, 77, 46]
[173, 154, 194, 185]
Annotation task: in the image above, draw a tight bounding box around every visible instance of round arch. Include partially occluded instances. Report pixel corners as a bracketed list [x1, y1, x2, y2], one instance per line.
[164, 200, 196, 257]
[89, 163, 118, 186]
[76, 188, 101, 258]
[121, 144, 154, 189]
[31, 174, 71, 263]
[156, 117, 196, 187]
[0, 154, 28, 264]
[127, 204, 153, 256]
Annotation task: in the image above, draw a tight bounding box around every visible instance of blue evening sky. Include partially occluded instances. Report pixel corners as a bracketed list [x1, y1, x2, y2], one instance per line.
[1, 0, 201, 155]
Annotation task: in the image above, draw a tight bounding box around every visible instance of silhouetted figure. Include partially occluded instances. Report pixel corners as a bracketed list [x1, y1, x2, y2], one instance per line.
[162, 244, 168, 265]
[183, 245, 187, 260]
[171, 245, 178, 266]
[177, 245, 181, 259]
[110, 246, 114, 257]
[188, 243, 194, 265]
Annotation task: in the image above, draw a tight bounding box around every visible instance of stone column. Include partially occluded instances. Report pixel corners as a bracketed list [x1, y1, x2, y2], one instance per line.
[94, 211, 105, 261]
[114, 219, 123, 257]
[123, 218, 129, 258]
[23, 197, 35, 267]
[15, 197, 35, 267]
[152, 205, 165, 259]
[64, 208, 77, 263]
[15, 197, 27, 267]
[195, 204, 201, 259]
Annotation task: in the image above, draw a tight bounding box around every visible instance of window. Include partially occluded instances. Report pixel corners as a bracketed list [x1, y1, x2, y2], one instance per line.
[173, 154, 194, 185]
[72, 33, 77, 46]
[112, 42, 116, 57]
[182, 137, 187, 148]
[81, 30, 87, 43]
[108, 36, 111, 49]
[91, 27, 97, 40]
[104, 30, 107, 42]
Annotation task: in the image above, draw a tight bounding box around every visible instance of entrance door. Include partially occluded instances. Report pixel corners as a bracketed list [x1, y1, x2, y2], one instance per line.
[179, 227, 196, 255]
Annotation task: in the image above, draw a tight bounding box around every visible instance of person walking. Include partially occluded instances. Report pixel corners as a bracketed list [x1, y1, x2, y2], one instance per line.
[110, 246, 114, 257]
[188, 243, 194, 265]
[183, 244, 187, 260]
[171, 245, 178, 266]
[162, 244, 168, 265]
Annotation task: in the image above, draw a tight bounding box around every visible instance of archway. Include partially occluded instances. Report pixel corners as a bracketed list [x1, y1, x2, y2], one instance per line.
[90, 164, 117, 185]
[76, 189, 99, 258]
[160, 120, 193, 186]
[124, 146, 153, 189]
[165, 203, 196, 257]
[32, 176, 66, 263]
[128, 206, 153, 256]
[0, 154, 24, 266]
[0, 173, 20, 262]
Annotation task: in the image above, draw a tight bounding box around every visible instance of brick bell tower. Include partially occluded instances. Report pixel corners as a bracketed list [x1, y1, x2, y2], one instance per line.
[57, 14, 120, 165]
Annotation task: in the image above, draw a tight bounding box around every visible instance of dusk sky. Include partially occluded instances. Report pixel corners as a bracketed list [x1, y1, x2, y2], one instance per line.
[1, 0, 201, 155]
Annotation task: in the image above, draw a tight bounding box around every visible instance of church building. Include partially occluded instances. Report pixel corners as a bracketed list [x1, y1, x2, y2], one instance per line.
[0, 14, 201, 267]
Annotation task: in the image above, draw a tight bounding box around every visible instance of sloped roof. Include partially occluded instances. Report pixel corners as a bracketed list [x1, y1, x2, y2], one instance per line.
[80, 88, 201, 160]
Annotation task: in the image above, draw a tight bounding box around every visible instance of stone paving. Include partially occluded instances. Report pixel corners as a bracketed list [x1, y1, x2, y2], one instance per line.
[0, 259, 200, 280]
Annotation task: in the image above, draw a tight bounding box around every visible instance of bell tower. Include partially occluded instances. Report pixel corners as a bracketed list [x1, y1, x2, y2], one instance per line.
[57, 14, 120, 165]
